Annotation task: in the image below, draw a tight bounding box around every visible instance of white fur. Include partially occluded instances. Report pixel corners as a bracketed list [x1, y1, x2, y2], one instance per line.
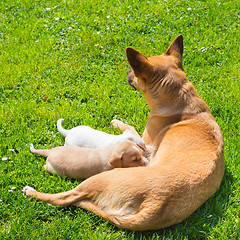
[23, 186, 36, 196]
[57, 119, 146, 149]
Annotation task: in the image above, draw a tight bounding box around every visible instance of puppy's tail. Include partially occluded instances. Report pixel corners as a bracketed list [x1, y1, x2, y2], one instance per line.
[57, 118, 69, 137]
[30, 143, 50, 157]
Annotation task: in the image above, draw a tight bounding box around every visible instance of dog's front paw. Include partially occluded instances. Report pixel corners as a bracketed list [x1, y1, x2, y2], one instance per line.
[111, 119, 124, 129]
[22, 186, 36, 197]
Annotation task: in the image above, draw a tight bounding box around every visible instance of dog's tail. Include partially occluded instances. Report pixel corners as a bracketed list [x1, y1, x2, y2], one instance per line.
[57, 118, 69, 137]
[30, 143, 50, 157]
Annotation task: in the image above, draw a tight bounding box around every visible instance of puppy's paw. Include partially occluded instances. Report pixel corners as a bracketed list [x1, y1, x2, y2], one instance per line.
[111, 119, 124, 129]
[30, 143, 34, 151]
[22, 186, 36, 197]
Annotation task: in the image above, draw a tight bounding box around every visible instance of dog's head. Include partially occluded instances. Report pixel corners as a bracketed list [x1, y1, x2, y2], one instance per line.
[126, 35, 207, 115]
[109, 141, 149, 168]
[126, 35, 184, 92]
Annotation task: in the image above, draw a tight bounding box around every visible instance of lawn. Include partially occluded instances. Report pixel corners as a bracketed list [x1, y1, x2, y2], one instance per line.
[0, 0, 239, 239]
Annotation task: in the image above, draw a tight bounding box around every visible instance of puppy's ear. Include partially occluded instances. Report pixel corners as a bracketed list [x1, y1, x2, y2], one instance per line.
[136, 143, 146, 152]
[165, 35, 183, 59]
[126, 47, 152, 77]
[109, 153, 122, 168]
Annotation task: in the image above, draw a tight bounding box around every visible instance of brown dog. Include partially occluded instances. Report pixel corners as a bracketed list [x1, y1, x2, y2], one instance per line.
[30, 141, 148, 179]
[23, 35, 224, 231]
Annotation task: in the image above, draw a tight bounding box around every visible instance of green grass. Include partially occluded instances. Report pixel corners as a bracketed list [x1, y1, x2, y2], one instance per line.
[0, 0, 239, 239]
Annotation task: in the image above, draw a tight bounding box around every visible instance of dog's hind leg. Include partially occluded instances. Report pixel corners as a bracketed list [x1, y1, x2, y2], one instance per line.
[22, 185, 161, 231]
[30, 144, 50, 157]
[111, 119, 140, 137]
[23, 186, 88, 207]
[76, 199, 163, 231]
[22, 185, 115, 224]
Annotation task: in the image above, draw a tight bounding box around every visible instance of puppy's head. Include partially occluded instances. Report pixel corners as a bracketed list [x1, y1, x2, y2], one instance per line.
[109, 140, 149, 168]
[122, 129, 146, 149]
[126, 35, 188, 110]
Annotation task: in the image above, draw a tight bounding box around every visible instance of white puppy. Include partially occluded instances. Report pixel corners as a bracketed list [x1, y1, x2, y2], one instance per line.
[57, 119, 146, 149]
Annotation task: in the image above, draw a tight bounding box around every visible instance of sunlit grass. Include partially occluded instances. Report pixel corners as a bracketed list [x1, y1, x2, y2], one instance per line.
[0, 0, 239, 239]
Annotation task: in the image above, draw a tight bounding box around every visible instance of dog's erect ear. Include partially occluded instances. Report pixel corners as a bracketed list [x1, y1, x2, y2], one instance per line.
[126, 47, 152, 77]
[109, 153, 122, 168]
[165, 35, 183, 59]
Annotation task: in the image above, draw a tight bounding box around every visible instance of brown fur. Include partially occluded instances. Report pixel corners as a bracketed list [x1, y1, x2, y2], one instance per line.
[30, 141, 148, 179]
[23, 35, 224, 231]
